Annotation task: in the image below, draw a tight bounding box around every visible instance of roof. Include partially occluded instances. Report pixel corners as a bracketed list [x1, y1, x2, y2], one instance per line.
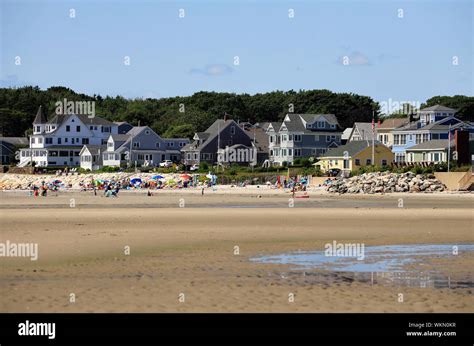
[280, 114, 341, 134]
[0, 137, 29, 146]
[341, 128, 352, 140]
[245, 127, 269, 152]
[420, 105, 457, 113]
[82, 145, 106, 155]
[319, 140, 384, 157]
[46, 113, 114, 127]
[349, 123, 375, 141]
[33, 106, 47, 124]
[379, 118, 409, 129]
[262, 122, 281, 132]
[298, 113, 339, 125]
[111, 134, 130, 142]
[406, 140, 451, 151]
[184, 119, 239, 152]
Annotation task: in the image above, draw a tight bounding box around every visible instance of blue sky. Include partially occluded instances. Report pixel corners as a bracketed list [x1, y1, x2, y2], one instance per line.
[1, 0, 472, 104]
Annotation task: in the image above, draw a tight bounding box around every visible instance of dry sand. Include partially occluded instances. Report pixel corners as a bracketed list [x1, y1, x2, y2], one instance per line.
[0, 191, 473, 312]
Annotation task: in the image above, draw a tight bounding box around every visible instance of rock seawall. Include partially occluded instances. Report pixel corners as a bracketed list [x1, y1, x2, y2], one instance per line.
[327, 172, 446, 194]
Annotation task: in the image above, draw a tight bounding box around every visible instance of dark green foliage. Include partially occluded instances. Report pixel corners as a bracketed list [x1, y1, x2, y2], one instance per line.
[0, 86, 378, 137]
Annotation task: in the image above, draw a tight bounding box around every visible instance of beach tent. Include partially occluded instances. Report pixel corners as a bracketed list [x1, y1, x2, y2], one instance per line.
[131, 178, 142, 185]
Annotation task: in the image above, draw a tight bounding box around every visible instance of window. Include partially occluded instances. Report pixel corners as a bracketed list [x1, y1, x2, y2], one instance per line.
[65, 138, 68, 143]
[179, 142, 186, 147]
[394, 134, 400, 145]
[57, 138, 61, 144]
[31, 138, 36, 144]
[230, 126, 235, 135]
[46, 138, 52, 144]
[395, 153, 406, 163]
[381, 159, 387, 166]
[289, 134, 293, 141]
[294, 134, 302, 142]
[314, 135, 319, 141]
[416, 134, 422, 144]
[156, 142, 161, 148]
[145, 130, 150, 135]
[168, 142, 174, 147]
[326, 136, 331, 142]
[282, 149, 287, 156]
[36, 126, 41, 132]
[90, 126, 93, 130]
[270, 150, 274, 156]
[366, 159, 372, 165]
[307, 124, 312, 129]
[422, 133, 429, 142]
[269, 136, 274, 143]
[317, 121, 325, 128]
[343, 160, 349, 169]
[433, 153, 441, 162]
[76, 126, 81, 132]
[288, 149, 293, 156]
[66, 125, 70, 132]
[133, 142, 140, 148]
[330, 124, 336, 129]
[82, 138, 89, 144]
[294, 149, 301, 157]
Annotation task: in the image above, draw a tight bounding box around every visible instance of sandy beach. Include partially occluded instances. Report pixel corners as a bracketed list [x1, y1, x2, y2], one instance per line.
[0, 190, 473, 313]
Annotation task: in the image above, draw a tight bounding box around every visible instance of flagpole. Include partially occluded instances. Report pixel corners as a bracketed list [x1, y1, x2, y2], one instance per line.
[372, 111, 375, 166]
[447, 124, 451, 172]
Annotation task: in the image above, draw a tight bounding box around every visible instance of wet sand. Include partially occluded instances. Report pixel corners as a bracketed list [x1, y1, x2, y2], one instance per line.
[0, 191, 473, 312]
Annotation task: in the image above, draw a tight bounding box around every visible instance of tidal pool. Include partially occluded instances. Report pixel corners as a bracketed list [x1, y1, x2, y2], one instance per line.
[250, 244, 474, 289]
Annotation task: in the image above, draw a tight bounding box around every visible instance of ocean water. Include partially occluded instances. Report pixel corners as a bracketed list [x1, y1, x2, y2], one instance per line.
[250, 244, 474, 289]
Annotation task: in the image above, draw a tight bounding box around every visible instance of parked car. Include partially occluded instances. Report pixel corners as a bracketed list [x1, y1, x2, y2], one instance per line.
[190, 164, 199, 171]
[328, 168, 341, 177]
[159, 160, 173, 168]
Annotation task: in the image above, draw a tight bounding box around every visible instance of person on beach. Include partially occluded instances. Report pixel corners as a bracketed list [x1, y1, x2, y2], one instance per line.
[201, 187, 204, 196]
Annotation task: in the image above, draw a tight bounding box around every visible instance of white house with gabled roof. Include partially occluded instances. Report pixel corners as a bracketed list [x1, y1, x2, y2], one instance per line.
[19, 106, 118, 167]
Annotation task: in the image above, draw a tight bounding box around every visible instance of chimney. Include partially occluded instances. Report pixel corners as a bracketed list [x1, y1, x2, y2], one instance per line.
[454, 129, 469, 165]
[223, 112, 227, 121]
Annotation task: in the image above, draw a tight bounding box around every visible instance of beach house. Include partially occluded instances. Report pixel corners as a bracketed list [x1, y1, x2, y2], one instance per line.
[315, 141, 394, 174]
[18, 106, 118, 167]
[181, 117, 255, 167]
[376, 118, 409, 148]
[347, 122, 375, 142]
[391, 105, 473, 162]
[0, 137, 28, 165]
[266, 114, 343, 166]
[85, 126, 189, 170]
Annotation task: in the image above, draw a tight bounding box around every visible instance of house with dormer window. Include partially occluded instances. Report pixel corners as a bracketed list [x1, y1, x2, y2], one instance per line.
[266, 114, 343, 166]
[181, 117, 254, 167]
[391, 105, 473, 162]
[18, 106, 118, 167]
[85, 126, 189, 169]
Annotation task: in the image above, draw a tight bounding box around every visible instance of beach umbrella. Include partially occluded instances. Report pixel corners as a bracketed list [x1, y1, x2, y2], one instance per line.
[152, 175, 164, 180]
[131, 178, 142, 185]
[180, 174, 192, 180]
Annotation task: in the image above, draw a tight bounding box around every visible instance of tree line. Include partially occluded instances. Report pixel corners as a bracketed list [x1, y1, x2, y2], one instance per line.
[0, 86, 471, 138]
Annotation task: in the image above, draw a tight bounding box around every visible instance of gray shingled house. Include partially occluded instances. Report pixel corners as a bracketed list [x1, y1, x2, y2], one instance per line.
[266, 114, 343, 166]
[181, 118, 256, 167]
